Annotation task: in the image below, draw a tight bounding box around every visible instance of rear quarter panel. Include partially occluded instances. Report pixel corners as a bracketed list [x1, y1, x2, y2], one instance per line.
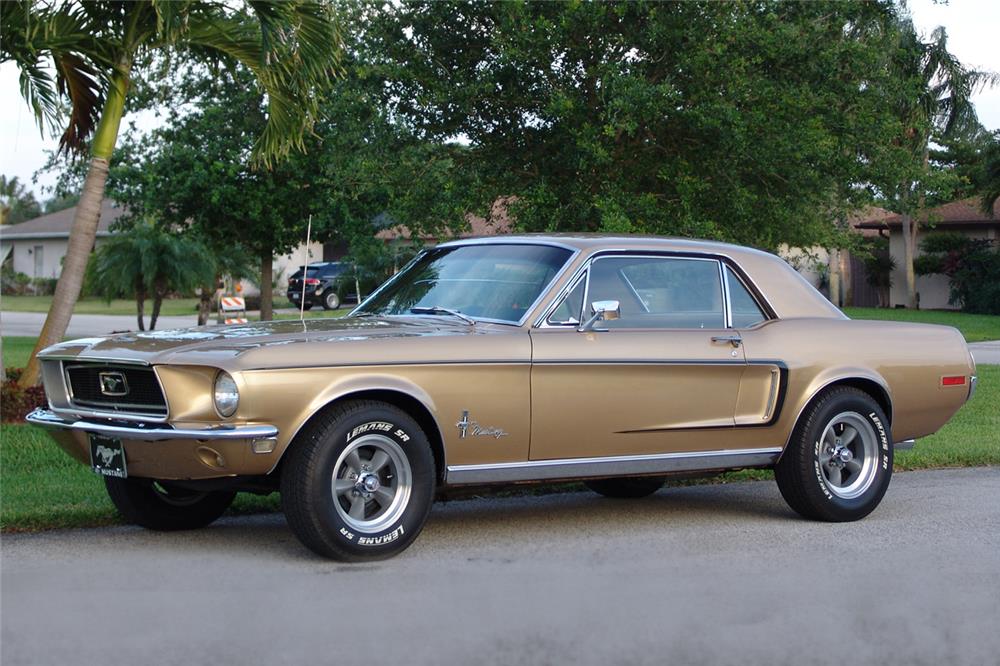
[742, 318, 974, 444]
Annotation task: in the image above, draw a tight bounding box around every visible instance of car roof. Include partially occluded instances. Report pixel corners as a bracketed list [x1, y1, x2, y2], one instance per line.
[439, 233, 775, 260]
[438, 234, 845, 321]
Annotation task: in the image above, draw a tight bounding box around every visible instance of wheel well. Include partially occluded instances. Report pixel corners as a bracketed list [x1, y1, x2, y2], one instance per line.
[817, 377, 893, 425]
[287, 390, 447, 483]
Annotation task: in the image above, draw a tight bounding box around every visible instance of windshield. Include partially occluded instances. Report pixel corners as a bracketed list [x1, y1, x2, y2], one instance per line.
[355, 244, 573, 324]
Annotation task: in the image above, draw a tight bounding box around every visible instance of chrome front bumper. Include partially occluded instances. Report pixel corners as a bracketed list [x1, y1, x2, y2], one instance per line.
[26, 408, 278, 442]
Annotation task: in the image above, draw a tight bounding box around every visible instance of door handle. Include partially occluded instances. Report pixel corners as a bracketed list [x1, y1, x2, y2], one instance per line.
[711, 335, 742, 348]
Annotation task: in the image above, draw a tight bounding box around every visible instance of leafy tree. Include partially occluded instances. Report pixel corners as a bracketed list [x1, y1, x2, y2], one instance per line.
[0, 176, 41, 225]
[2, 0, 341, 386]
[88, 221, 214, 330]
[881, 21, 998, 309]
[365, 1, 906, 249]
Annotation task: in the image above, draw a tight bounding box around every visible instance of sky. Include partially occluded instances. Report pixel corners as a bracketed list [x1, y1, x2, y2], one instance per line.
[3, 0, 1000, 202]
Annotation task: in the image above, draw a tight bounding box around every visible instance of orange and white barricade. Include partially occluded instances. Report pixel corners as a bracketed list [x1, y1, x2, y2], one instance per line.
[217, 295, 248, 324]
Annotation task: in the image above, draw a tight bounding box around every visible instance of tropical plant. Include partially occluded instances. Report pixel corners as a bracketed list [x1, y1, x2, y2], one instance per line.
[1, 0, 342, 386]
[861, 237, 896, 309]
[982, 133, 1000, 215]
[88, 221, 214, 330]
[884, 22, 999, 309]
[0, 175, 41, 225]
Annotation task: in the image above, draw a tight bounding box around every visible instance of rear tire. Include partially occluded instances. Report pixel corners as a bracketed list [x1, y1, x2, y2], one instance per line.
[281, 400, 435, 561]
[775, 387, 892, 522]
[584, 476, 664, 499]
[323, 292, 341, 310]
[105, 478, 235, 531]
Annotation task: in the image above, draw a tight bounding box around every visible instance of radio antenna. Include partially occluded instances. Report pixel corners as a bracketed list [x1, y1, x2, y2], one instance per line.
[299, 214, 313, 323]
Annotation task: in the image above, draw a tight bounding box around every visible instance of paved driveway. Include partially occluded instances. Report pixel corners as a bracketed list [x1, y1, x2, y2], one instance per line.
[3, 468, 998, 666]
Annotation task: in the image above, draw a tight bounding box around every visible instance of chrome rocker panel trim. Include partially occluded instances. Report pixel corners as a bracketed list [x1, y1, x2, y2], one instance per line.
[26, 408, 278, 442]
[445, 447, 783, 485]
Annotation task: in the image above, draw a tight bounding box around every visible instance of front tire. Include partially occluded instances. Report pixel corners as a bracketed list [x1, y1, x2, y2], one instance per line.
[584, 476, 664, 498]
[775, 387, 892, 522]
[105, 478, 235, 531]
[281, 400, 435, 561]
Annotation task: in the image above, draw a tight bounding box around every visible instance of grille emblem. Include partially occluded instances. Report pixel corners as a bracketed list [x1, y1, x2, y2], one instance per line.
[98, 371, 129, 397]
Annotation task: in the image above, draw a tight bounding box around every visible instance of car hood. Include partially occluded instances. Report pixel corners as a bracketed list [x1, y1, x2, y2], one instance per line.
[38, 316, 517, 369]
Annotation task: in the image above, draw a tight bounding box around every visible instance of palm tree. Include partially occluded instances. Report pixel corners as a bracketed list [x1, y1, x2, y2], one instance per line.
[1, 0, 341, 386]
[89, 221, 215, 331]
[890, 22, 998, 309]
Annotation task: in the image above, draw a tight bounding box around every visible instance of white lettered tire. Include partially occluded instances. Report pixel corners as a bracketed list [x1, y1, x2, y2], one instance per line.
[281, 400, 435, 560]
[775, 387, 893, 522]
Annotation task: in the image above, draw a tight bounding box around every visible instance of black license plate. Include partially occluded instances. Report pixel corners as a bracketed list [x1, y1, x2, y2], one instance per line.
[89, 434, 127, 478]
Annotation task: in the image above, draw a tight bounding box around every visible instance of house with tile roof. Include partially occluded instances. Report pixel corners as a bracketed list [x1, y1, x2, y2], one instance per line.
[0, 200, 126, 282]
[855, 198, 1000, 309]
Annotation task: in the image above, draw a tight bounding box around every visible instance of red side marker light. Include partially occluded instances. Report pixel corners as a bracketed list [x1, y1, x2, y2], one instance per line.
[941, 375, 967, 387]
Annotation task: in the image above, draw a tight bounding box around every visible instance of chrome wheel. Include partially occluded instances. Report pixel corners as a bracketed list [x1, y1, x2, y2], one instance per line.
[818, 412, 879, 500]
[332, 434, 412, 533]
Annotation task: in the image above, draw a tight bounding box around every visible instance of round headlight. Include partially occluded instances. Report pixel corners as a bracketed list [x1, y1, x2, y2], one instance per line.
[213, 371, 239, 417]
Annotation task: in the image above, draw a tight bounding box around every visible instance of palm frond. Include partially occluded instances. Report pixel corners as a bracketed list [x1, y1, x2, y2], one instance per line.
[54, 52, 102, 152]
[180, 3, 343, 166]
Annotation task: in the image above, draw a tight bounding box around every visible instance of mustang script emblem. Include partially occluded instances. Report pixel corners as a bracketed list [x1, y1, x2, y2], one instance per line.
[456, 411, 508, 439]
[98, 371, 129, 397]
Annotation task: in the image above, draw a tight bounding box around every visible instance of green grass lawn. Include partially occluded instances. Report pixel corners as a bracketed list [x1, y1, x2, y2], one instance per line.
[2, 295, 201, 316]
[843, 307, 1000, 343]
[2, 365, 996, 532]
[3, 336, 36, 369]
[0, 425, 280, 532]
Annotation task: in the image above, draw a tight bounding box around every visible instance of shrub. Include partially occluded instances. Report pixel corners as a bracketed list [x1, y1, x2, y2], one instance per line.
[916, 233, 1000, 314]
[30, 277, 58, 295]
[1, 266, 32, 295]
[1, 368, 47, 423]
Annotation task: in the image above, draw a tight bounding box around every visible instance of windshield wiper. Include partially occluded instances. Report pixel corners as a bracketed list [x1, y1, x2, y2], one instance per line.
[410, 306, 476, 326]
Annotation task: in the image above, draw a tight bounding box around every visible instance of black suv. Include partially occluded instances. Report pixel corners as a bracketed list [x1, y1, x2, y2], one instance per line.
[286, 262, 358, 310]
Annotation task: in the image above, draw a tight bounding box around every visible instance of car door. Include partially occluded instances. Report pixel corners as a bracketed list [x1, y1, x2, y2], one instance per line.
[529, 254, 750, 460]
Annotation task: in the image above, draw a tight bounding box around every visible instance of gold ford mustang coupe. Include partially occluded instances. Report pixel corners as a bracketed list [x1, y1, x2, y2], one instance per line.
[29, 236, 977, 560]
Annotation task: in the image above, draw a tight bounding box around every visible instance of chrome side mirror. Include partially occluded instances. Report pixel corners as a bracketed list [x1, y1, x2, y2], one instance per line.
[578, 300, 621, 332]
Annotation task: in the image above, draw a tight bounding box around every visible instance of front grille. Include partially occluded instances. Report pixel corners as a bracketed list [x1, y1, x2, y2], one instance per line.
[65, 364, 168, 416]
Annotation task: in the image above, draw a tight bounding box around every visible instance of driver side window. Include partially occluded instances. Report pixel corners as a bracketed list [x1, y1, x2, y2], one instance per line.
[583, 255, 726, 329]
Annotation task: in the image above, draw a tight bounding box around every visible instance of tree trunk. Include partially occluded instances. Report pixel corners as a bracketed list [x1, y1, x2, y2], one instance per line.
[828, 248, 841, 307]
[901, 211, 918, 309]
[150, 292, 164, 330]
[1, 336, 5, 380]
[198, 280, 216, 326]
[260, 246, 274, 321]
[18, 62, 131, 387]
[842, 251, 854, 307]
[135, 286, 146, 331]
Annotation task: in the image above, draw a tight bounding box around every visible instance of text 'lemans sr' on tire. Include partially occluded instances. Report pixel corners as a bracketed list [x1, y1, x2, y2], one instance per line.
[281, 400, 435, 561]
[776, 387, 893, 522]
[105, 477, 236, 531]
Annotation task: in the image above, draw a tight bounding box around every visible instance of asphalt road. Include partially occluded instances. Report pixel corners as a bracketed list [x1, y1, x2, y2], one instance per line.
[3, 467, 998, 666]
[970, 340, 1000, 365]
[0, 310, 198, 337]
